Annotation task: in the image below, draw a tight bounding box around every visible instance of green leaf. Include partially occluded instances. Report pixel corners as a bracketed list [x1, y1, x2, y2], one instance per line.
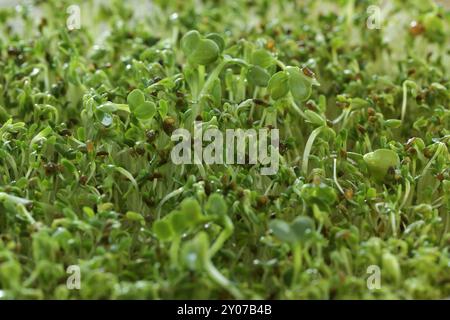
[291, 216, 315, 243]
[423, 13, 444, 41]
[384, 119, 402, 128]
[127, 89, 145, 109]
[205, 193, 228, 216]
[153, 219, 173, 241]
[269, 220, 296, 243]
[61, 158, 77, 175]
[125, 126, 140, 141]
[180, 198, 203, 223]
[126, 211, 145, 225]
[251, 49, 274, 68]
[206, 33, 225, 52]
[300, 183, 337, 207]
[159, 99, 168, 118]
[268, 71, 289, 100]
[363, 149, 400, 181]
[382, 252, 401, 283]
[182, 30, 220, 65]
[181, 231, 209, 270]
[350, 98, 369, 109]
[247, 65, 270, 87]
[286, 66, 312, 103]
[189, 39, 220, 65]
[181, 30, 201, 56]
[134, 101, 156, 120]
[169, 210, 190, 234]
[30, 126, 52, 147]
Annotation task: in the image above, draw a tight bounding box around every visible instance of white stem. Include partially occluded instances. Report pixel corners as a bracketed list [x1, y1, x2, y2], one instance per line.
[333, 158, 345, 195]
[302, 126, 324, 175]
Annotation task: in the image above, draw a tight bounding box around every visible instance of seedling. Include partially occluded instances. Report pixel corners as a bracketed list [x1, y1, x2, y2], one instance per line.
[0, 0, 448, 300]
[269, 216, 316, 286]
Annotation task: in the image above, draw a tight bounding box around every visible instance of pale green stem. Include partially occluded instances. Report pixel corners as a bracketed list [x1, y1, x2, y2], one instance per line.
[302, 126, 325, 175]
[420, 142, 445, 178]
[401, 80, 416, 122]
[289, 96, 307, 119]
[157, 187, 184, 219]
[199, 58, 248, 99]
[399, 178, 411, 210]
[209, 215, 234, 258]
[205, 259, 243, 299]
[170, 237, 181, 267]
[292, 243, 302, 287]
[333, 158, 345, 195]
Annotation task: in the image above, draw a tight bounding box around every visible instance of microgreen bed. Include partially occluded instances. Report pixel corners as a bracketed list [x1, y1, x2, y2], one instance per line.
[0, 0, 449, 299]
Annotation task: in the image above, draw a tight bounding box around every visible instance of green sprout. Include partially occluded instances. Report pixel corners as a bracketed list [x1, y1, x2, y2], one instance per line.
[0, 0, 448, 300]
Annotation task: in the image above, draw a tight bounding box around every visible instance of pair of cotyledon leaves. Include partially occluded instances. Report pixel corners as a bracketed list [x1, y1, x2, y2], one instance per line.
[97, 89, 160, 126]
[181, 30, 225, 65]
[246, 47, 320, 102]
[181, 30, 318, 103]
[270, 216, 315, 244]
[152, 194, 230, 271]
[153, 194, 227, 241]
[268, 66, 319, 103]
[269, 181, 341, 244]
[299, 182, 338, 209]
[127, 89, 156, 120]
[249, 59, 320, 103]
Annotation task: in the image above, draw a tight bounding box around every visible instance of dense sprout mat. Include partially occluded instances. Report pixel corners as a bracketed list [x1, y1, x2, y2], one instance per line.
[0, 0, 449, 299]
